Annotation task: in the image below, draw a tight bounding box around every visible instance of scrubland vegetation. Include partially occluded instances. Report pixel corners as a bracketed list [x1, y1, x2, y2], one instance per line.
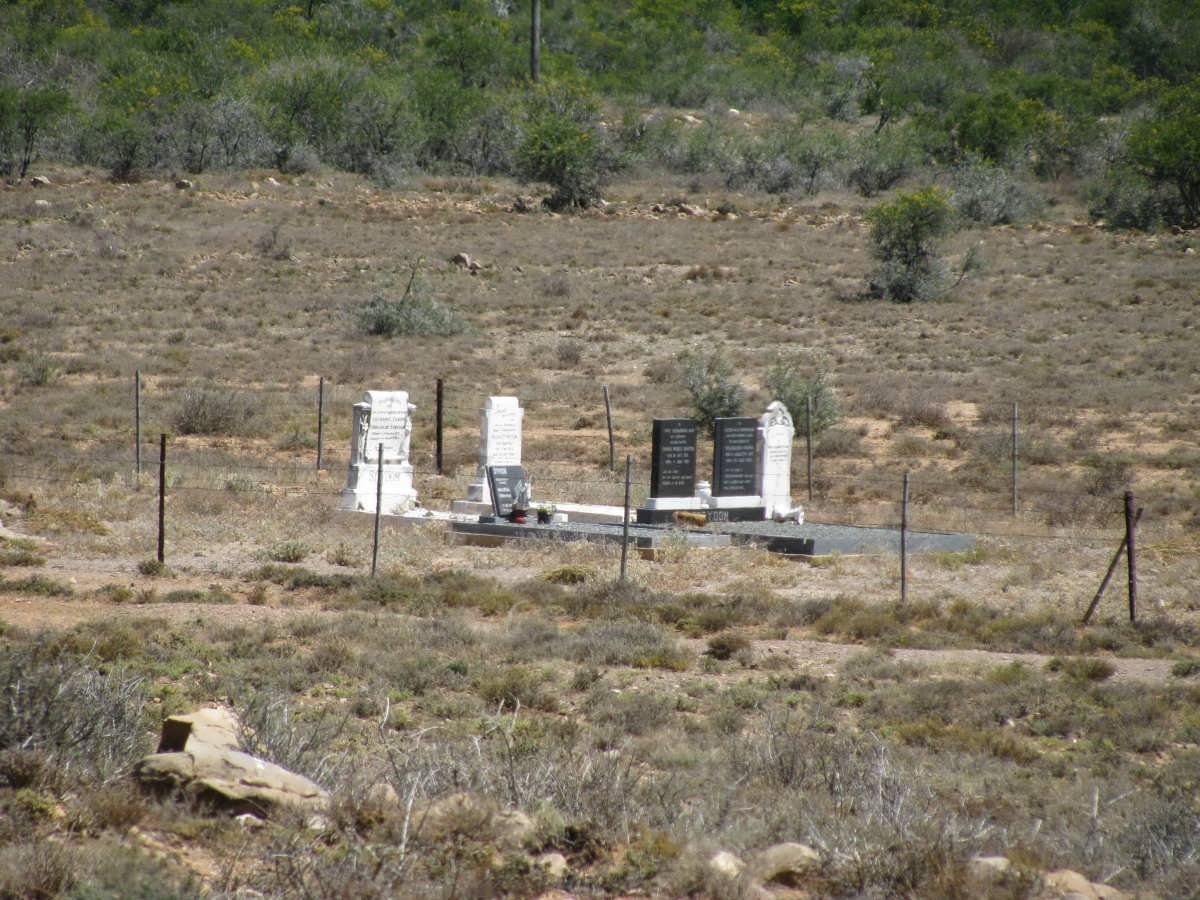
[1, 1, 1199, 897]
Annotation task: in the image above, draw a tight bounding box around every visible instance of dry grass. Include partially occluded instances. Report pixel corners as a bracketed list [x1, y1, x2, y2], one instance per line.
[1, 168, 1198, 896]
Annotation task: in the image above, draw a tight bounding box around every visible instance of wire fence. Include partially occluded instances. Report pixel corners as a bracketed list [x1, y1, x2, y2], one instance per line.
[2, 372, 1172, 548]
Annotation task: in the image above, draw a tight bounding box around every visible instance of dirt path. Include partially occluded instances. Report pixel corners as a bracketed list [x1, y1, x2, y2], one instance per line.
[1, 596, 1178, 685]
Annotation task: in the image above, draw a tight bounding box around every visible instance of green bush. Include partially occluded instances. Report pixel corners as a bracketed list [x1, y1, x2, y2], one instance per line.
[846, 128, 920, 196]
[358, 262, 466, 338]
[764, 353, 840, 435]
[866, 186, 955, 302]
[1087, 165, 1170, 230]
[516, 82, 612, 210]
[676, 349, 744, 436]
[1128, 78, 1200, 227]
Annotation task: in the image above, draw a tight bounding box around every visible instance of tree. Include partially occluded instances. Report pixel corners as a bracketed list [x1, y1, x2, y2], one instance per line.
[866, 186, 954, 302]
[516, 82, 612, 210]
[764, 354, 839, 436]
[677, 349, 744, 437]
[0, 84, 70, 178]
[1128, 79, 1200, 227]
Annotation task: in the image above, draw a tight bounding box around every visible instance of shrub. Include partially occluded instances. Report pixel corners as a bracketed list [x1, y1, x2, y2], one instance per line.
[1087, 165, 1171, 231]
[764, 354, 840, 436]
[172, 388, 256, 436]
[846, 129, 919, 196]
[516, 82, 612, 210]
[1128, 78, 1200, 228]
[866, 186, 955, 302]
[0, 641, 147, 781]
[358, 262, 466, 338]
[676, 349, 744, 436]
[951, 158, 1040, 225]
[268, 540, 310, 563]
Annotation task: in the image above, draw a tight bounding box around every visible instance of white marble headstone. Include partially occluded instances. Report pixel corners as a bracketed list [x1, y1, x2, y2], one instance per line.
[467, 396, 526, 506]
[340, 390, 419, 514]
[758, 401, 794, 520]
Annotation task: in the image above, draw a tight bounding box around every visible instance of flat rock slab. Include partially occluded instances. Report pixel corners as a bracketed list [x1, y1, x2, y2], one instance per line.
[448, 519, 731, 549]
[715, 520, 975, 556]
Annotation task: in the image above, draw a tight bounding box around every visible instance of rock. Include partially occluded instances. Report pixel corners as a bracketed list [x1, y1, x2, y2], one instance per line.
[1041, 869, 1099, 899]
[29, 175, 51, 187]
[134, 707, 329, 819]
[677, 203, 704, 217]
[156, 707, 240, 753]
[967, 856, 1017, 891]
[450, 252, 482, 273]
[418, 792, 534, 851]
[33, 199, 50, 209]
[680, 114, 704, 126]
[708, 850, 745, 879]
[175, 179, 194, 190]
[727, 108, 741, 117]
[753, 843, 820, 888]
[536, 852, 569, 882]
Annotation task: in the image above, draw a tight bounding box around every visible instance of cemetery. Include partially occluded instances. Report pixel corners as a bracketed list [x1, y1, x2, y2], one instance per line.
[340, 387, 974, 559]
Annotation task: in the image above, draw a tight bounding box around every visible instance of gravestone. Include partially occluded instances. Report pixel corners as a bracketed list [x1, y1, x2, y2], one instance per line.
[340, 390, 419, 514]
[650, 419, 697, 497]
[466, 397, 526, 508]
[712, 417, 759, 496]
[758, 401, 796, 520]
[702, 416, 765, 521]
[637, 419, 704, 524]
[486, 465, 529, 518]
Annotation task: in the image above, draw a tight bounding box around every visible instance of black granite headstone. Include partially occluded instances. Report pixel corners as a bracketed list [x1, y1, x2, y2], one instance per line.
[712, 417, 759, 496]
[486, 465, 528, 517]
[649, 419, 697, 497]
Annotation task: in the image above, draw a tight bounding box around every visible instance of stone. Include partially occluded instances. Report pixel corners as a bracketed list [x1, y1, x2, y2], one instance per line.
[712, 416, 760, 499]
[967, 856, 1012, 884]
[450, 251, 481, 272]
[466, 396, 525, 508]
[29, 175, 50, 187]
[418, 792, 534, 851]
[340, 390, 419, 514]
[134, 707, 329, 818]
[33, 199, 50, 209]
[649, 418, 697, 498]
[156, 707, 240, 753]
[708, 850, 745, 879]
[678, 203, 704, 217]
[486, 464, 530, 517]
[759, 402, 797, 521]
[536, 852, 569, 882]
[753, 842, 820, 888]
[1041, 869, 1103, 899]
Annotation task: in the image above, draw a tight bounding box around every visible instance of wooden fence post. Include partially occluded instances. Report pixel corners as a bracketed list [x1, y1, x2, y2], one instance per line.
[135, 370, 142, 490]
[1081, 505, 1142, 625]
[1126, 490, 1138, 623]
[436, 378, 444, 476]
[620, 455, 632, 582]
[900, 471, 909, 604]
[603, 385, 615, 472]
[157, 434, 166, 564]
[316, 376, 325, 471]
[805, 395, 814, 502]
[1011, 401, 1019, 516]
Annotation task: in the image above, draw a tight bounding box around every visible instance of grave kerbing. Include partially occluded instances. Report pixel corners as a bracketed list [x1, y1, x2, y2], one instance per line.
[339, 390, 419, 514]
